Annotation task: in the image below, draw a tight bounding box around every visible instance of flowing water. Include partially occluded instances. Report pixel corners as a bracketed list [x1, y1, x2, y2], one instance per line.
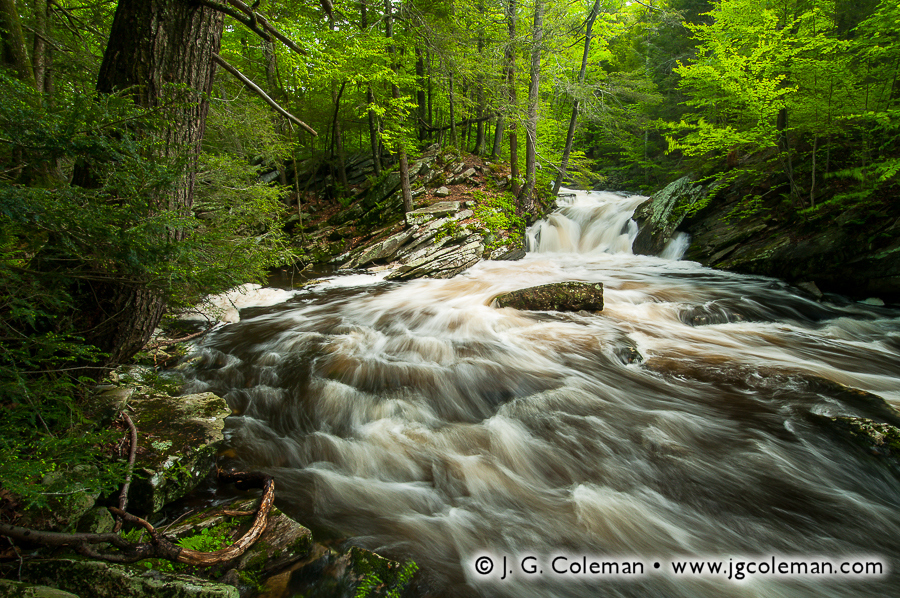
[184, 191, 900, 597]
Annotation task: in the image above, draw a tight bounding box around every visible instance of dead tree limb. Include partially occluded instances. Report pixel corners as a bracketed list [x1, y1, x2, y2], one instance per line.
[143, 327, 211, 351]
[112, 412, 138, 532]
[213, 54, 317, 136]
[0, 471, 276, 567]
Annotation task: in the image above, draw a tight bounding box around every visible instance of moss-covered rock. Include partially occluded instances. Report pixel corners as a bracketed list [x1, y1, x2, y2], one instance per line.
[128, 392, 230, 516]
[632, 176, 709, 256]
[493, 281, 604, 312]
[270, 545, 417, 598]
[14, 559, 238, 598]
[811, 415, 900, 476]
[0, 580, 80, 598]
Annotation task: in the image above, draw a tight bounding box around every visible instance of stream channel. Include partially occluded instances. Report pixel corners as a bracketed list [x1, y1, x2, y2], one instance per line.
[184, 190, 900, 598]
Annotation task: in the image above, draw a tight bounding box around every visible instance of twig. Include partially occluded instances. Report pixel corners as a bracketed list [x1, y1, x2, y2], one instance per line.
[13, 543, 23, 581]
[143, 327, 211, 350]
[113, 413, 138, 532]
[213, 54, 317, 136]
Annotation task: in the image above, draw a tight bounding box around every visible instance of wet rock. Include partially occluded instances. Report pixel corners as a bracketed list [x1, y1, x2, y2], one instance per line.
[342, 229, 414, 269]
[14, 559, 238, 598]
[811, 415, 900, 476]
[0, 580, 79, 598]
[803, 376, 900, 429]
[129, 392, 230, 516]
[796, 281, 823, 299]
[272, 545, 417, 598]
[633, 176, 709, 256]
[76, 506, 115, 535]
[493, 281, 604, 312]
[489, 246, 526, 261]
[405, 201, 460, 226]
[388, 236, 484, 280]
[614, 346, 644, 365]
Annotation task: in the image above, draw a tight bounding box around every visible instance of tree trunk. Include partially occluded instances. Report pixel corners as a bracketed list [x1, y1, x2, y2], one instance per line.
[474, 1, 486, 155]
[0, 0, 35, 85]
[492, 116, 505, 158]
[505, 0, 519, 197]
[386, 0, 413, 212]
[81, 0, 224, 365]
[519, 0, 543, 212]
[32, 0, 48, 92]
[449, 71, 458, 147]
[553, 0, 600, 196]
[415, 45, 428, 140]
[360, 1, 383, 175]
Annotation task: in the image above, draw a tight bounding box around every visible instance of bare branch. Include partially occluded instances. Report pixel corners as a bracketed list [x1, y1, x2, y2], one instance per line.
[192, 0, 272, 41]
[113, 412, 138, 532]
[213, 54, 317, 136]
[225, 0, 308, 57]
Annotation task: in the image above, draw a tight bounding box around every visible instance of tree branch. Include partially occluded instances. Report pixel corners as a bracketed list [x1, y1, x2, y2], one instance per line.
[113, 412, 138, 533]
[225, 0, 308, 57]
[1, 471, 277, 568]
[192, 0, 272, 41]
[213, 54, 317, 136]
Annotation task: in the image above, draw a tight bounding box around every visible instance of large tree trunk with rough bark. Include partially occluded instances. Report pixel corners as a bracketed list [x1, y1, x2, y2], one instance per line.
[0, 0, 34, 85]
[79, 0, 224, 365]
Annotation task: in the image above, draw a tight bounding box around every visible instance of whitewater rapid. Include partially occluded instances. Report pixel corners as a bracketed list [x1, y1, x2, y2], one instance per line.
[184, 190, 900, 597]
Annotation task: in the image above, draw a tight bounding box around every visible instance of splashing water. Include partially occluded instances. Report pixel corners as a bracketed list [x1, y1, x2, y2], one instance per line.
[185, 190, 900, 597]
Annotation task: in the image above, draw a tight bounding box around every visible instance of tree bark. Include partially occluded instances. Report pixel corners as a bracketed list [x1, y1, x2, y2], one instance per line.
[79, 0, 224, 365]
[32, 0, 48, 92]
[519, 0, 543, 212]
[386, 0, 412, 212]
[491, 116, 505, 158]
[415, 45, 427, 140]
[505, 0, 519, 197]
[553, 0, 601, 196]
[0, 0, 35, 85]
[361, 1, 382, 174]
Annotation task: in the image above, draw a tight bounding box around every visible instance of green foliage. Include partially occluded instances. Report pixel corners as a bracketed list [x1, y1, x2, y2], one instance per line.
[472, 190, 525, 250]
[0, 69, 293, 505]
[354, 560, 418, 598]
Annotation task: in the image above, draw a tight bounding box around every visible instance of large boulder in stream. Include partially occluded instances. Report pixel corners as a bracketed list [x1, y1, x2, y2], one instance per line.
[632, 176, 709, 256]
[493, 281, 604, 312]
[91, 379, 231, 516]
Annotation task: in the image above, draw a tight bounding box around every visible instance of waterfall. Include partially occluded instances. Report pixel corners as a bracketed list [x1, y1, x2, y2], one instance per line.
[183, 189, 900, 598]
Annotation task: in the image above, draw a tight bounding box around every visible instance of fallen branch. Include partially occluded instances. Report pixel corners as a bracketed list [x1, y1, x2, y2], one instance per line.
[213, 54, 317, 137]
[0, 470, 276, 567]
[113, 412, 138, 533]
[143, 327, 211, 351]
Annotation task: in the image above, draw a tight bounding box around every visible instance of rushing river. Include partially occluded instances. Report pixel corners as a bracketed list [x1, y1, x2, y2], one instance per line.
[184, 191, 900, 598]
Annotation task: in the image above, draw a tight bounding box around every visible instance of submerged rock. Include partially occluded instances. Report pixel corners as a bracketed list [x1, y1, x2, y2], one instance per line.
[812, 415, 900, 476]
[493, 281, 604, 312]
